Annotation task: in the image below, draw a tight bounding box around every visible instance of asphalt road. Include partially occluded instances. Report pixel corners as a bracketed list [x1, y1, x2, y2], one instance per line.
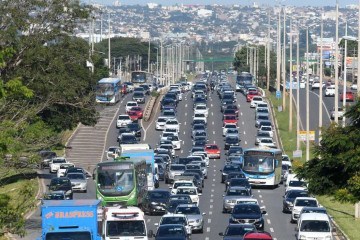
[22, 76, 349, 240]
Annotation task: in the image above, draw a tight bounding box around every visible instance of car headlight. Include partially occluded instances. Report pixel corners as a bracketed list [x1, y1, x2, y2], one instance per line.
[196, 219, 202, 223]
[325, 236, 332, 240]
[255, 218, 263, 223]
[66, 190, 72, 195]
[286, 201, 293, 206]
[299, 235, 306, 240]
[151, 202, 158, 205]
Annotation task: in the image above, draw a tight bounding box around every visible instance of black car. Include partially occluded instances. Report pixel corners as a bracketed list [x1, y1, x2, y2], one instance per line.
[219, 224, 256, 240]
[125, 122, 142, 137]
[229, 204, 267, 230]
[282, 189, 309, 213]
[227, 178, 251, 194]
[192, 119, 207, 126]
[119, 133, 138, 144]
[220, 165, 242, 183]
[166, 199, 191, 214]
[48, 177, 73, 199]
[224, 136, 240, 150]
[227, 146, 243, 156]
[152, 224, 190, 240]
[141, 189, 171, 215]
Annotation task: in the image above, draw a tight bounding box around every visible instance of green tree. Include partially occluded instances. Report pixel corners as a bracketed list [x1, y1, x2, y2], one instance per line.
[297, 100, 360, 206]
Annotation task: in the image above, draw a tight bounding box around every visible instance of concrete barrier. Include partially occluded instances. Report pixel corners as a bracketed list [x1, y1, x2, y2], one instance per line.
[143, 96, 157, 122]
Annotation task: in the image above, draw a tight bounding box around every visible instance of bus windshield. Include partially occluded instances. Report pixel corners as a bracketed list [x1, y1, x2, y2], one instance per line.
[131, 72, 146, 83]
[243, 156, 275, 174]
[97, 83, 115, 95]
[46, 232, 91, 240]
[107, 220, 146, 236]
[97, 169, 135, 196]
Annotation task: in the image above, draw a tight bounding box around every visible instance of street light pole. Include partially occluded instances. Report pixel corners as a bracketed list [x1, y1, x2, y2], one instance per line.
[306, 28, 310, 161]
[289, 18, 293, 131]
[277, 10, 281, 92]
[108, 12, 111, 75]
[282, 7, 286, 110]
[319, 14, 324, 142]
[343, 22, 348, 127]
[296, 31, 301, 150]
[334, 0, 340, 123]
[358, 0, 360, 95]
[267, 12, 271, 90]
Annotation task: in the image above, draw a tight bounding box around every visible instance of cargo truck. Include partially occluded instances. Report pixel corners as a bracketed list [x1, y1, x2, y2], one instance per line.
[39, 199, 102, 240]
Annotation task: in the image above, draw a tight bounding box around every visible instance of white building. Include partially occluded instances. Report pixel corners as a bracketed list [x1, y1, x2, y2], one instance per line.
[197, 9, 213, 18]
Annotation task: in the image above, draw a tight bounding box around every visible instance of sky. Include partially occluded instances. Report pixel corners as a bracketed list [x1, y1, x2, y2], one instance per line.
[92, 0, 359, 7]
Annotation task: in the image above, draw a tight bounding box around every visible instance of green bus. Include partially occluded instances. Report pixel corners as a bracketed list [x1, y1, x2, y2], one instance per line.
[94, 160, 147, 206]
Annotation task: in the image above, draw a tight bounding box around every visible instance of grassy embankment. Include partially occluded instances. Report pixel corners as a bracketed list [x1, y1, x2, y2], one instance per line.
[267, 91, 359, 239]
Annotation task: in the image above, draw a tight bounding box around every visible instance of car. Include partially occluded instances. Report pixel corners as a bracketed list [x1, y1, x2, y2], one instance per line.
[116, 114, 132, 128]
[222, 186, 253, 213]
[281, 164, 291, 183]
[180, 172, 203, 193]
[175, 204, 205, 233]
[258, 138, 276, 148]
[157, 214, 192, 235]
[296, 213, 332, 240]
[227, 146, 243, 156]
[127, 110, 140, 121]
[191, 124, 206, 138]
[299, 206, 327, 217]
[258, 126, 274, 138]
[229, 204, 267, 230]
[224, 136, 240, 150]
[132, 91, 145, 103]
[165, 134, 181, 150]
[56, 163, 75, 178]
[152, 224, 190, 240]
[139, 84, 151, 95]
[330, 107, 345, 120]
[125, 122, 142, 137]
[223, 115, 238, 125]
[324, 86, 335, 96]
[205, 144, 221, 159]
[225, 105, 239, 115]
[282, 189, 309, 213]
[118, 133, 138, 144]
[66, 172, 87, 192]
[220, 164, 242, 183]
[191, 161, 207, 179]
[49, 157, 67, 173]
[226, 177, 251, 193]
[161, 110, 177, 119]
[156, 116, 168, 130]
[246, 89, 260, 102]
[194, 104, 208, 117]
[351, 82, 358, 90]
[38, 150, 57, 169]
[256, 102, 268, 110]
[255, 107, 270, 119]
[166, 199, 191, 214]
[250, 97, 264, 108]
[64, 167, 89, 178]
[165, 164, 186, 184]
[255, 115, 270, 128]
[164, 118, 180, 132]
[173, 186, 201, 206]
[226, 154, 244, 167]
[257, 120, 272, 130]
[223, 123, 238, 136]
[170, 180, 195, 195]
[243, 231, 273, 240]
[218, 224, 256, 240]
[42, 190, 66, 201]
[340, 91, 355, 102]
[48, 177, 73, 199]
[291, 197, 320, 223]
[285, 179, 308, 193]
[193, 113, 207, 123]
[311, 81, 321, 90]
[106, 146, 121, 160]
[125, 101, 138, 112]
[255, 131, 272, 145]
[141, 189, 170, 215]
[168, 194, 193, 204]
[128, 106, 143, 118]
[192, 130, 207, 140]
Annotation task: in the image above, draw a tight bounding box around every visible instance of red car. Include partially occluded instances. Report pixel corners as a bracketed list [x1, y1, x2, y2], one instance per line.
[243, 231, 273, 240]
[223, 115, 238, 125]
[128, 111, 140, 121]
[205, 144, 221, 159]
[128, 106, 143, 119]
[246, 89, 261, 102]
[340, 91, 355, 102]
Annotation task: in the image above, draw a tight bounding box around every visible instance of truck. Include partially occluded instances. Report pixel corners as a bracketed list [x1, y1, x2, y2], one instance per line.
[39, 199, 102, 240]
[102, 206, 151, 240]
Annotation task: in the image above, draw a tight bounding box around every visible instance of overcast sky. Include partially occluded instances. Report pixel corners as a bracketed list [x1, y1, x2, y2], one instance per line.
[92, 0, 358, 7]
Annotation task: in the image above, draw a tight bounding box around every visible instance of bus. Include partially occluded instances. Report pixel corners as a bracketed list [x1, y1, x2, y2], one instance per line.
[94, 160, 147, 206]
[236, 72, 253, 92]
[131, 71, 154, 86]
[96, 78, 122, 104]
[242, 147, 282, 187]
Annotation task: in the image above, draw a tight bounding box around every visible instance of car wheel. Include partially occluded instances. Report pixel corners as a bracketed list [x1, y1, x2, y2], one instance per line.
[222, 208, 227, 213]
[199, 227, 203, 233]
[83, 190, 87, 193]
[290, 218, 295, 223]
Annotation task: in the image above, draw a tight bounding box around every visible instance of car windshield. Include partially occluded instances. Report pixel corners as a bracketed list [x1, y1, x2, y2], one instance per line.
[296, 199, 318, 207]
[176, 206, 200, 215]
[224, 165, 240, 172]
[67, 173, 85, 180]
[122, 135, 136, 141]
[257, 108, 269, 113]
[289, 181, 307, 187]
[174, 182, 193, 188]
[171, 165, 186, 171]
[233, 204, 260, 214]
[118, 116, 130, 120]
[227, 189, 250, 196]
[176, 188, 196, 195]
[225, 225, 255, 236]
[300, 220, 330, 232]
[261, 126, 272, 131]
[53, 159, 66, 164]
[196, 106, 206, 110]
[107, 220, 146, 236]
[157, 226, 185, 236]
[127, 102, 137, 107]
[149, 191, 170, 199]
[161, 217, 186, 225]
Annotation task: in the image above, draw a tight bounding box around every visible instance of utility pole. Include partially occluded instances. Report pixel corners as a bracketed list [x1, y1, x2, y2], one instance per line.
[343, 22, 348, 127]
[277, 10, 281, 92]
[296, 31, 300, 150]
[267, 11, 271, 90]
[282, 7, 286, 110]
[306, 28, 310, 161]
[108, 12, 111, 75]
[358, 0, 360, 95]
[289, 18, 293, 131]
[160, 40, 163, 85]
[319, 14, 324, 141]
[334, 0, 340, 123]
[147, 36, 151, 73]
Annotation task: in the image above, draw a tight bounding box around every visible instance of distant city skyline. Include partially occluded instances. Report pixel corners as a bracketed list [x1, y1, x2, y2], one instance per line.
[90, 0, 359, 7]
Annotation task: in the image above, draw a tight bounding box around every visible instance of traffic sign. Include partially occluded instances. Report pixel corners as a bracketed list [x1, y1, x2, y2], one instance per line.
[276, 90, 281, 99]
[298, 131, 315, 141]
[293, 150, 303, 158]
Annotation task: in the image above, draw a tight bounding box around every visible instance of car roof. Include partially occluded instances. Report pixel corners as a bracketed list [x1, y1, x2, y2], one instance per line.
[299, 212, 330, 221]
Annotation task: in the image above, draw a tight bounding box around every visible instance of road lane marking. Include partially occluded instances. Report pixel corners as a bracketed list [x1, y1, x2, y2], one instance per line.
[147, 219, 151, 223]
[270, 228, 274, 232]
[210, 199, 213, 202]
[213, 131, 215, 135]
[240, 112, 243, 116]
[213, 178, 216, 182]
[261, 200, 264, 203]
[210, 205, 213, 209]
[206, 227, 210, 232]
[257, 190, 261, 193]
[211, 112, 214, 116]
[211, 104, 213, 107]
[212, 121, 214, 125]
[259, 195, 262, 198]
[211, 194, 214, 197]
[267, 219, 271, 224]
[185, 104, 187, 108]
[238, 104, 241, 108]
[183, 131, 186, 135]
[205, 238, 209, 240]
[181, 150, 183, 154]
[211, 189, 214, 192]
[184, 122, 186, 126]
[209, 211, 213, 215]
[212, 184, 215, 187]
[208, 219, 212, 223]
[242, 121, 245, 125]
[245, 141, 247, 145]
[243, 131, 246, 135]
[185, 112, 187, 116]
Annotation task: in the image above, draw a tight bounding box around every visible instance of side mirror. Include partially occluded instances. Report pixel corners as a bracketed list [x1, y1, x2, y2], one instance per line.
[154, 223, 159, 226]
[262, 210, 267, 215]
[198, 193, 202, 196]
[202, 212, 206, 215]
[219, 232, 224, 236]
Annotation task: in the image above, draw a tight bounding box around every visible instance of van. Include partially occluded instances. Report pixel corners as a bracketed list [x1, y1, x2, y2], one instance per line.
[120, 144, 151, 153]
[296, 213, 333, 240]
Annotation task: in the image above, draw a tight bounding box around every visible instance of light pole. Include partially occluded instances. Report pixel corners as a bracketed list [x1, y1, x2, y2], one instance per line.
[319, 14, 324, 142]
[289, 19, 293, 132]
[155, 47, 159, 83]
[282, 7, 287, 111]
[306, 28, 310, 161]
[334, 0, 340, 123]
[296, 30, 301, 150]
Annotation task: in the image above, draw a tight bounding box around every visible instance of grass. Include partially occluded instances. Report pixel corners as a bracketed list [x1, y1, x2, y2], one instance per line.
[266, 91, 358, 239]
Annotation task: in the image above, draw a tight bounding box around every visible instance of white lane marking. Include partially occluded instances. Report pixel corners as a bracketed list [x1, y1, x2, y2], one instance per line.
[185, 112, 187, 116]
[213, 165, 216, 167]
[209, 211, 213, 215]
[147, 219, 151, 223]
[267, 219, 271, 224]
[238, 104, 241, 108]
[208, 219, 212, 223]
[211, 104, 213, 107]
[257, 190, 261, 193]
[213, 178, 216, 182]
[213, 169, 216, 172]
[242, 121, 245, 125]
[212, 184, 215, 187]
[213, 131, 215, 134]
[211, 112, 214, 116]
[181, 150, 183, 154]
[211, 189, 214, 192]
[206, 237, 209, 240]
[206, 227, 211, 232]
[183, 131, 186, 135]
[240, 112, 243, 116]
[259, 195, 262, 198]
[185, 104, 188, 108]
[212, 121, 214, 125]
[245, 141, 248, 145]
[210, 205, 213, 209]
[261, 200, 264, 203]
[210, 194, 214, 197]
[270, 228, 274, 233]
[210, 199, 214, 202]
[243, 131, 246, 135]
[184, 122, 186, 126]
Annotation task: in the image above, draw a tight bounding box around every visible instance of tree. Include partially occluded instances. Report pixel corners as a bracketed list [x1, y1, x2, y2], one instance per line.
[296, 100, 360, 215]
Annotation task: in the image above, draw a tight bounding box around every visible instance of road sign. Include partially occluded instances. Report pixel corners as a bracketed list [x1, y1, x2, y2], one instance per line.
[298, 131, 315, 141]
[276, 90, 281, 99]
[293, 150, 303, 158]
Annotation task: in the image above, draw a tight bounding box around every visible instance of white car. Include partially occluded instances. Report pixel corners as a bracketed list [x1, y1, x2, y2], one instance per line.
[161, 133, 181, 150]
[170, 180, 195, 195]
[194, 104, 208, 117]
[258, 138, 276, 148]
[106, 146, 120, 160]
[49, 157, 67, 173]
[351, 83, 358, 90]
[157, 214, 192, 235]
[258, 125, 274, 138]
[116, 114, 132, 128]
[164, 118, 180, 132]
[285, 179, 308, 193]
[193, 113, 207, 123]
[291, 197, 320, 223]
[223, 123, 238, 136]
[256, 102, 268, 110]
[125, 101, 138, 112]
[324, 86, 335, 97]
[311, 81, 321, 90]
[191, 152, 210, 167]
[156, 116, 168, 130]
[56, 163, 75, 177]
[250, 97, 264, 108]
[174, 186, 201, 206]
[296, 213, 332, 240]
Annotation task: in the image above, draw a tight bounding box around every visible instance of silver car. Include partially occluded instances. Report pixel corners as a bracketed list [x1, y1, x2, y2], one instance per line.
[255, 131, 272, 145]
[175, 204, 206, 233]
[222, 186, 253, 213]
[66, 173, 87, 193]
[165, 164, 186, 184]
[191, 161, 208, 179]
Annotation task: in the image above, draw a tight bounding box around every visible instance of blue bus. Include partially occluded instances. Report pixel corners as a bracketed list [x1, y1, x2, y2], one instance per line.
[236, 72, 253, 92]
[242, 147, 282, 187]
[96, 78, 122, 104]
[131, 71, 154, 85]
